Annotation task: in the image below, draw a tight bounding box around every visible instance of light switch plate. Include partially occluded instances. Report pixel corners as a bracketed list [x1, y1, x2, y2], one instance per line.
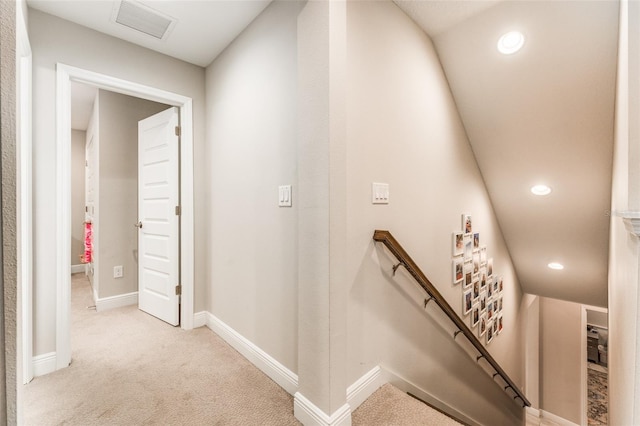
[279, 185, 292, 207]
[372, 182, 389, 204]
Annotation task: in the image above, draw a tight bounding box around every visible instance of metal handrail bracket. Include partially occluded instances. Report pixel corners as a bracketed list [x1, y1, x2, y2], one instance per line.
[373, 229, 531, 408]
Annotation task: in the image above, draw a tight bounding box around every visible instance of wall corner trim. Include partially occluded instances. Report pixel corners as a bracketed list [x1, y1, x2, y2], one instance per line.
[293, 392, 351, 426]
[193, 311, 207, 328]
[346, 365, 384, 410]
[204, 312, 298, 395]
[32, 352, 57, 378]
[94, 291, 138, 312]
[70, 264, 86, 274]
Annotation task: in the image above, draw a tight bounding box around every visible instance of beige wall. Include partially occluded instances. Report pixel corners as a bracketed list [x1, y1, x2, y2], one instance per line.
[29, 9, 206, 356]
[522, 294, 540, 408]
[70, 130, 86, 267]
[96, 90, 168, 299]
[205, 1, 302, 374]
[539, 297, 582, 424]
[345, 2, 524, 423]
[1, 0, 18, 422]
[587, 310, 608, 329]
[608, 0, 640, 424]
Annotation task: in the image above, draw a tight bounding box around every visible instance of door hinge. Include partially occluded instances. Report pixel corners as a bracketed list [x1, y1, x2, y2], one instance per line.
[175, 285, 182, 296]
[175, 126, 181, 137]
[175, 205, 181, 216]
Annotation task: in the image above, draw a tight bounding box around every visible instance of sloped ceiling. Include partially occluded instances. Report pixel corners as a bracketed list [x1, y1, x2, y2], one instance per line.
[396, 0, 619, 307]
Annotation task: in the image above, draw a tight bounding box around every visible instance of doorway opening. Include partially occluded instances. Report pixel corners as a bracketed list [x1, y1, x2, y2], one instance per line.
[71, 83, 178, 320]
[25, 64, 196, 378]
[581, 305, 608, 425]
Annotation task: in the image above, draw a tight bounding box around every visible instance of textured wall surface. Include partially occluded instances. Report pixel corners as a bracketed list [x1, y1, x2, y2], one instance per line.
[1, 0, 18, 423]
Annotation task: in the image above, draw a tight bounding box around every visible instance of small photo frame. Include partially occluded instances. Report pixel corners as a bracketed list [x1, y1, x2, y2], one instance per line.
[487, 321, 494, 344]
[487, 280, 493, 298]
[492, 277, 498, 294]
[473, 232, 480, 249]
[471, 304, 480, 328]
[463, 289, 473, 315]
[473, 252, 480, 274]
[453, 258, 464, 284]
[487, 301, 494, 320]
[493, 317, 499, 335]
[479, 314, 487, 337]
[462, 214, 473, 234]
[473, 278, 480, 301]
[480, 292, 487, 312]
[498, 276, 504, 293]
[487, 258, 494, 277]
[498, 315, 504, 334]
[498, 296, 503, 312]
[480, 268, 487, 289]
[480, 247, 487, 265]
[452, 232, 464, 257]
[463, 234, 473, 260]
[464, 261, 473, 288]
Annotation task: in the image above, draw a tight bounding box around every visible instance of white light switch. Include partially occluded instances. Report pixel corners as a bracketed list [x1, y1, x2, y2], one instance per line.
[279, 185, 292, 207]
[372, 182, 389, 204]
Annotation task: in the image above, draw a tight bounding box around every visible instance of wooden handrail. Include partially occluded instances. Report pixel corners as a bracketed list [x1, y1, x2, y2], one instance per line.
[373, 230, 531, 408]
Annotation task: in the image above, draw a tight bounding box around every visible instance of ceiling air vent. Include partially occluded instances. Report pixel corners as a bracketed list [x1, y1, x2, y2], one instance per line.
[113, 0, 176, 40]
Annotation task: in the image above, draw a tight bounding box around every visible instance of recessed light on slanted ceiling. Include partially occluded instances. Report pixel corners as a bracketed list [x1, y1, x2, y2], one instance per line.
[531, 184, 552, 196]
[497, 31, 525, 55]
[112, 0, 177, 41]
[548, 262, 564, 270]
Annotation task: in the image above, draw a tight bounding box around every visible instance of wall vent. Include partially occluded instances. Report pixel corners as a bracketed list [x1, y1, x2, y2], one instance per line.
[112, 0, 176, 40]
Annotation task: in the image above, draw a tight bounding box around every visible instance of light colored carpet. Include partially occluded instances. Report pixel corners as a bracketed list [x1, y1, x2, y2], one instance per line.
[23, 274, 466, 425]
[352, 383, 462, 426]
[23, 274, 301, 425]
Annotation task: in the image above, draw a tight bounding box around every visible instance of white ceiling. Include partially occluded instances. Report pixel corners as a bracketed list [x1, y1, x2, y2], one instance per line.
[27, 0, 271, 67]
[31, 0, 619, 307]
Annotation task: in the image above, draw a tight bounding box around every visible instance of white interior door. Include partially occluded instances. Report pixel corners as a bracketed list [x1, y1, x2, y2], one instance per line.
[138, 107, 180, 326]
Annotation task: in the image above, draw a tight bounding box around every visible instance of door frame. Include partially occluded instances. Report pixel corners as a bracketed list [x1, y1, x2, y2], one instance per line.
[17, 1, 33, 385]
[54, 63, 195, 370]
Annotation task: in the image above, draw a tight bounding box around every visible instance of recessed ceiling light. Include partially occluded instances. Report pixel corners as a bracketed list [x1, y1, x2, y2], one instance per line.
[548, 262, 564, 270]
[531, 185, 552, 196]
[498, 31, 525, 55]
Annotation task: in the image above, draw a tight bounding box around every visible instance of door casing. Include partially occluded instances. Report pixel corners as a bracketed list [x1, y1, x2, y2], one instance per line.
[52, 63, 195, 371]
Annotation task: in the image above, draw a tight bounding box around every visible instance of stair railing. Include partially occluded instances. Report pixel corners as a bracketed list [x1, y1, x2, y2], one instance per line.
[373, 230, 531, 408]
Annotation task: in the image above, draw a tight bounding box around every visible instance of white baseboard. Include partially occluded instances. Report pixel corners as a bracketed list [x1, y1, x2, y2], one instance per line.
[70, 264, 85, 274]
[346, 365, 384, 411]
[193, 311, 207, 328]
[540, 410, 579, 426]
[205, 312, 298, 395]
[33, 352, 57, 377]
[381, 367, 480, 426]
[95, 292, 138, 312]
[294, 392, 351, 426]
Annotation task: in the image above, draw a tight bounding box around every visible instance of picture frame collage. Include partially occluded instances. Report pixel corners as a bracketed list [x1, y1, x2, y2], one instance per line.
[452, 214, 504, 345]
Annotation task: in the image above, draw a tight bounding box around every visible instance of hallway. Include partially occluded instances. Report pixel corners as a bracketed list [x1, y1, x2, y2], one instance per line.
[22, 274, 300, 425]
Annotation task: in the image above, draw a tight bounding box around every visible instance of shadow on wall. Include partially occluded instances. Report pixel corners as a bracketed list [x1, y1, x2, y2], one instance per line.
[348, 236, 522, 424]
